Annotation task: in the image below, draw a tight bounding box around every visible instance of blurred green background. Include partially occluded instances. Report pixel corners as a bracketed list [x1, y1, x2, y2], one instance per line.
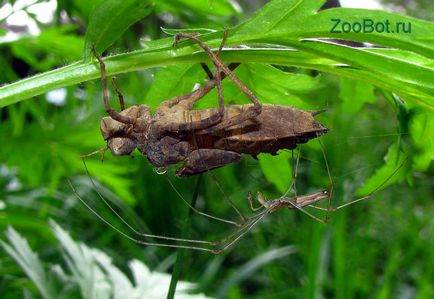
[0, 0, 433, 298]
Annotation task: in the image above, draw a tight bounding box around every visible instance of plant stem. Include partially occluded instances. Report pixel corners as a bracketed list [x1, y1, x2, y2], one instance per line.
[167, 174, 203, 299]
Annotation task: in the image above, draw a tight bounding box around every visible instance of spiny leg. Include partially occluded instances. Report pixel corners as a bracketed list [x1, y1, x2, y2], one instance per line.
[92, 47, 133, 124]
[158, 62, 240, 111]
[199, 28, 229, 80]
[111, 77, 125, 111]
[207, 172, 248, 222]
[174, 32, 262, 133]
[204, 27, 228, 117]
[159, 28, 238, 114]
[281, 148, 301, 199]
[278, 141, 333, 222]
[155, 64, 240, 136]
[319, 139, 333, 221]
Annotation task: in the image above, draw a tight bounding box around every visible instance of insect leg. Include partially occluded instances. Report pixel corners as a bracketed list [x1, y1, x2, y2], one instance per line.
[73, 162, 273, 253]
[92, 47, 133, 124]
[214, 189, 331, 253]
[200, 63, 214, 79]
[155, 65, 241, 136]
[174, 33, 262, 132]
[110, 77, 125, 111]
[157, 63, 240, 113]
[74, 160, 245, 253]
[196, 28, 229, 80]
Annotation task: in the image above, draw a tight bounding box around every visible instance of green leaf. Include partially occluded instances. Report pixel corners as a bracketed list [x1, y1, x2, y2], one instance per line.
[194, 63, 324, 110]
[144, 64, 205, 110]
[258, 150, 293, 193]
[357, 143, 407, 196]
[243, 64, 324, 109]
[339, 78, 376, 115]
[409, 109, 434, 171]
[84, 0, 154, 60]
[217, 246, 297, 298]
[233, 0, 324, 37]
[232, 2, 434, 58]
[1, 227, 58, 299]
[2, 0, 434, 112]
[155, 0, 241, 23]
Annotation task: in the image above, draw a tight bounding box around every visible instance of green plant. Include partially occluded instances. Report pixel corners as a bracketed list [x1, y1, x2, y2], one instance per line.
[1, 0, 433, 298]
[1, 220, 210, 299]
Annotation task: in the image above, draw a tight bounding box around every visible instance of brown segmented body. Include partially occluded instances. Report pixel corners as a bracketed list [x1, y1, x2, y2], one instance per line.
[178, 104, 328, 156]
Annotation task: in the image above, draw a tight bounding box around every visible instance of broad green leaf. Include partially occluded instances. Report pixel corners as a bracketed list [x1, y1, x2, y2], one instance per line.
[1, 46, 433, 110]
[357, 143, 407, 196]
[409, 109, 434, 171]
[84, 0, 154, 60]
[294, 41, 434, 109]
[339, 78, 376, 115]
[233, 0, 324, 37]
[258, 150, 293, 193]
[232, 1, 434, 58]
[144, 64, 205, 110]
[154, 0, 241, 20]
[1, 0, 434, 112]
[194, 63, 324, 110]
[243, 64, 324, 109]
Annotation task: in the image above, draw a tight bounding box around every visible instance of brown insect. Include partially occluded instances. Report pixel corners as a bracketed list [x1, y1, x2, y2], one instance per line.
[75, 32, 408, 253]
[94, 32, 329, 176]
[76, 31, 334, 253]
[71, 176, 330, 253]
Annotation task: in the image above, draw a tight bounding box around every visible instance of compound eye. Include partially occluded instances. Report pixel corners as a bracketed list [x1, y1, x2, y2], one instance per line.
[108, 138, 136, 156]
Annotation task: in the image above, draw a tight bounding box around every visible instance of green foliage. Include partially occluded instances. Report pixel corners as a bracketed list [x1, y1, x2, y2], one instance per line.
[1, 221, 210, 298]
[2, 0, 433, 108]
[258, 151, 293, 193]
[0, 0, 433, 298]
[84, 0, 154, 60]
